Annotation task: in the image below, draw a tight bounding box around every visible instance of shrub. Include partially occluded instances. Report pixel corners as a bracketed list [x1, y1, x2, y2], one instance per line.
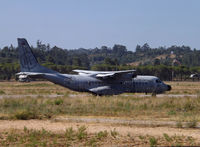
[65, 127, 75, 140]
[96, 130, 108, 140]
[77, 126, 87, 140]
[186, 119, 198, 128]
[110, 129, 118, 138]
[163, 133, 172, 142]
[14, 110, 39, 120]
[54, 99, 63, 105]
[149, 136, 157, 146]
[0, 90, 5, 95]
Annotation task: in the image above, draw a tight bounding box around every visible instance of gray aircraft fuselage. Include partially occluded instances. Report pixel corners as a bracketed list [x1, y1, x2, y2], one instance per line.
[43, 73, 171, 95]
[17, 38, 171, 96]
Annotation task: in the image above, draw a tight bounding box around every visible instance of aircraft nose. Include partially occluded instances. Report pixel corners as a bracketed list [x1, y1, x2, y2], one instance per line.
[167, 85, 171, 91]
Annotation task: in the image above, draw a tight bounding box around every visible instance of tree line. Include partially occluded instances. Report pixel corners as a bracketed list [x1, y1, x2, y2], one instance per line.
[0, 40, 200, 81]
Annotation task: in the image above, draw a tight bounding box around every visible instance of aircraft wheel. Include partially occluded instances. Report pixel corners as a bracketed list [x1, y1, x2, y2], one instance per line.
[152, 92, 156, 97]
[91, 93, 97, 96]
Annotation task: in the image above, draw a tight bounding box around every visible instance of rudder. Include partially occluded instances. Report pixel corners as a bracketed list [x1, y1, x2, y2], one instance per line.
[18, 38, 39, 72]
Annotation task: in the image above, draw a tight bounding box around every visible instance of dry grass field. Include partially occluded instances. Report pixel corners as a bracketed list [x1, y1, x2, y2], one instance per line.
[0, 81, 200, 146]
[166, 81, 200, 95]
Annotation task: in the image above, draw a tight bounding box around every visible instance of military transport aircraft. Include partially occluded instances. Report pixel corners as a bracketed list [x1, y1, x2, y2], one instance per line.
[16, 38, 171, 96]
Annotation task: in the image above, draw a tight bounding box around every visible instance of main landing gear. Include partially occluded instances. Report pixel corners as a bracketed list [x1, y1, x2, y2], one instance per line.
[152, 92, 157, 97]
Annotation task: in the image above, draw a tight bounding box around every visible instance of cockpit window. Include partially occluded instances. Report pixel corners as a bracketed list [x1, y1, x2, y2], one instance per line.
[156, 79, 162, 83]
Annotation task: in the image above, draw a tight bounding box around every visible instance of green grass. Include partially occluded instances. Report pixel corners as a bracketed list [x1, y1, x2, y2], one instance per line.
[0, 126, 114, 146]
[163, 133, 172, 142]
[149, 136, 157, 147]
[65, 127, 76, 141]
[0, 127, 198, 146]
[96, 130, 108, 140]
[0, 90, 5, 95]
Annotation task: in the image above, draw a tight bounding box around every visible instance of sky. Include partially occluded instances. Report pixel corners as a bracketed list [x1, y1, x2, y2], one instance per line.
[0, 0, 200, 51]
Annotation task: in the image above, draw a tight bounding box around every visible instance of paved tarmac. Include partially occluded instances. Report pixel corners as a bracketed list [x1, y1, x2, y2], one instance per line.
[0, 94, 63, 99]
[0, 94, 198, 99]
[135, 94, 198, 98]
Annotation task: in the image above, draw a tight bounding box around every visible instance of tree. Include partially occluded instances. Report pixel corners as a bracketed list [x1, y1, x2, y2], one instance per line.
[141, 43, 150, 51]
[135, 45, 141, 52]
[112, 44, 127, 56]
[154, 59, 160, 65]
[104, 58, 115, 65]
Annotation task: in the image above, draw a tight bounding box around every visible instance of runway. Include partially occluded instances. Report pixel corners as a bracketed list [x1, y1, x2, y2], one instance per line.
[135, 94, 198, 98]
[0, 94, 198, 99]
[0, 94, 63, 99]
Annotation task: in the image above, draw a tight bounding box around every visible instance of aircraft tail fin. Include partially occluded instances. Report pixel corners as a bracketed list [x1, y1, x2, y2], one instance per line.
[18, 38, 57, 74]
[18, 38, 40, 72]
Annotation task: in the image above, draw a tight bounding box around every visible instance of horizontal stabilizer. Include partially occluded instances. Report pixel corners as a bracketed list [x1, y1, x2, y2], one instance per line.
[16, 72, 44, 78]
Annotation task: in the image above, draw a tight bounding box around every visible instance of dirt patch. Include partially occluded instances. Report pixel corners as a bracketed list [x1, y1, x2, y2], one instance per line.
[0, 119, 199, 139]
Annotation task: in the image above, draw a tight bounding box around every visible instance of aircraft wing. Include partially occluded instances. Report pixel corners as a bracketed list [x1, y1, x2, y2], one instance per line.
[73, 70, 110, 75]
[73, 69, 136, 79]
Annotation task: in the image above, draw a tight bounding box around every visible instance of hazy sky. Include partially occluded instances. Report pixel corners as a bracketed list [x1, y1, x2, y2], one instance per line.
[0, 0, 200, 51]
